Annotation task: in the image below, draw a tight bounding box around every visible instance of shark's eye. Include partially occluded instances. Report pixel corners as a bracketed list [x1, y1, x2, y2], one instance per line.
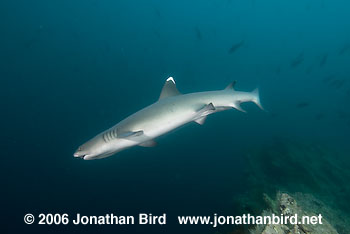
[78, 147, 82, 151]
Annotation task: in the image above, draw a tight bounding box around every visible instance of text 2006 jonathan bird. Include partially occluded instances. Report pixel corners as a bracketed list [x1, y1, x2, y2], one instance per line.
[74, 77, 263, 160]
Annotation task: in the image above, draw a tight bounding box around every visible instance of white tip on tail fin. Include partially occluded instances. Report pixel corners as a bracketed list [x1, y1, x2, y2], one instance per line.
[252, 88, 264, 110]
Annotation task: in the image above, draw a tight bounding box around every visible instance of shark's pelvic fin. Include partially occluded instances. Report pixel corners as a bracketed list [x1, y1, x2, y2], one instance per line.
[118, 130, 144, 138]
[194, 103, 216, 123]
[225, 80, 237, 90]
[139, 140, 157, 147]
[194, 116, 207, 125]
[159, 77, 181, 100]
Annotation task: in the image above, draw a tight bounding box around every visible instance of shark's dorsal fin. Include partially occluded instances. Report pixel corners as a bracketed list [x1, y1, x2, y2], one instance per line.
[159, 77, 181, 100]
[225, 80, 237, 90]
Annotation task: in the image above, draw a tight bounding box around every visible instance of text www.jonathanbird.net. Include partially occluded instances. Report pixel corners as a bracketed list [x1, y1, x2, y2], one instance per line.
[24, 213, 323, 227]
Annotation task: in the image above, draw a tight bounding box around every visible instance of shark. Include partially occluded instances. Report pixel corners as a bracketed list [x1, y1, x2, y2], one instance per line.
[74, 77, 263, 160]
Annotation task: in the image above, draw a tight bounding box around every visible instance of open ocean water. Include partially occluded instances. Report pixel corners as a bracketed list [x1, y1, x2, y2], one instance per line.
[1, 0, 350, 233]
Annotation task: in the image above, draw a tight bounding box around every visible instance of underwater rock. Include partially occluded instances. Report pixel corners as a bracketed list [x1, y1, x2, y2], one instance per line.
[260, 223, 289, 234]
[250, 192, 338, 234]
[231, 139, 350, 234]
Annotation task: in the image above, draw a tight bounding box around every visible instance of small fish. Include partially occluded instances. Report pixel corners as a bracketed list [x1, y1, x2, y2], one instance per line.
[338, 44, 350, 55]
[337, 110, 348, 119]
[323, 75, 335, 83]
[154, 7, 161, 18]
[269, 112, 279, 118]
[305, 66, 313, 74]
[320, 54, 328, 67]
[275, 66, 281, 75]
[228, 40, 245, 54]
[296, 102, 309, 108]
[103, 42, 110, 52]
[153, 29, 161, 38]
[315, 113, 325, 120]
[291, 52, 304, 68]
[251, 0, 256, 8]
[194, 26, 202, 41]
[330, 79, 346, 89]
[24, 25, 44, 49]
[305, 4, 311, 11]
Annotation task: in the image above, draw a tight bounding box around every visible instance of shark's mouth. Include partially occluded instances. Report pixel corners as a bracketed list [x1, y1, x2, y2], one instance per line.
[80, 154, 95, 160]
[74, 153, 87, 160]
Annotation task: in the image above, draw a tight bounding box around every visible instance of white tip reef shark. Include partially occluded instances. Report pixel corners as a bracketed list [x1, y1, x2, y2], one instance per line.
[74, 77, 263, 160]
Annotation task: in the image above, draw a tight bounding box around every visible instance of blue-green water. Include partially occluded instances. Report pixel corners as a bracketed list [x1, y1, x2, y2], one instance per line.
[2, 0, 350, 233]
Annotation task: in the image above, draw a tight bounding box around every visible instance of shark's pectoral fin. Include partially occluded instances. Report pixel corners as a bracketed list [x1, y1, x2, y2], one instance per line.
[139, 140, 157, 147]
[159, 77, 181, 100]
[193, 103, 216, 124]
[118, 130, 144, 138]
[194, 116, 207, 125]
[231, 102, 246, 113]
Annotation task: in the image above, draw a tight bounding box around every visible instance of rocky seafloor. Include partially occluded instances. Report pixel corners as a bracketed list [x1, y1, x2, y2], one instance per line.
[228, 138, 350, 234]
[249, 192, 341, 234]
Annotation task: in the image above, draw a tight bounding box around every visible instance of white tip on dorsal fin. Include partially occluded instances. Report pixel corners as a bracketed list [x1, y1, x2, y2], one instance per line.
[159, 77, 181, 100]
[167, 76, 175, 83]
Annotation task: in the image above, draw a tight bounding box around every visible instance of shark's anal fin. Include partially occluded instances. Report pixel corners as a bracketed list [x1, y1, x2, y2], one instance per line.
[193, 103, 215, 124]
[118, 130, 144, 138]
[139, 140, 157, 147]
[159, 77, 181, 100]
[231, 102, 246, 113]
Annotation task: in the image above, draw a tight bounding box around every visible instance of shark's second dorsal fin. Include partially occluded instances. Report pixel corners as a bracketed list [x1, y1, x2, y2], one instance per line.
[159, 77, 181, 100]
[225, 80, 237, 90]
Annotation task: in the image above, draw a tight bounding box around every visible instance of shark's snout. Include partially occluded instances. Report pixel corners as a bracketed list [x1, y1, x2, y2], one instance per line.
[74, 146, 99, 160]
[74, 147, 87, 159]
[73, 152, 84, 159]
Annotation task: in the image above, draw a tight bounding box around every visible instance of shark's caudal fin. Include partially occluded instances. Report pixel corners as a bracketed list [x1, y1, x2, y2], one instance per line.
[252, 88, 264, 110]
[159, 77, 182, 100]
